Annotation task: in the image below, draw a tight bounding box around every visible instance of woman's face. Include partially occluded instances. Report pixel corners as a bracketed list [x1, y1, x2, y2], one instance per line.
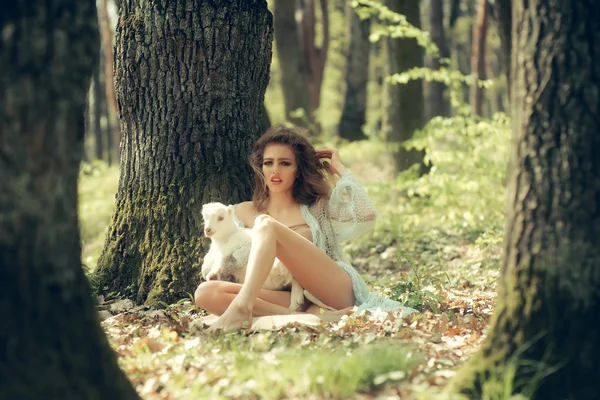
[262, 144, 297, 195]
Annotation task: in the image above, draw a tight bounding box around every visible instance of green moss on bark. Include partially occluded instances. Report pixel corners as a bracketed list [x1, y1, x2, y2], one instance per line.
[95, 186, 207, 304]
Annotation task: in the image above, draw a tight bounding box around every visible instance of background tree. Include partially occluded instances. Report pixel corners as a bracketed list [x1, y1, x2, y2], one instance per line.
[338, 3, 371, 141]
[470, 0, 490, 116]
[273, 0, 311, 127]
[100, 0, 120, 162]
[492, 0, 511, 97]
[424, 0, 450, 120]
[95, 0, 273, 305]
[92, 53, 106, 160]
[298, 0, 330, 129]
[0, 1, 139, 398]
[383, 0, 426, 173]
[451, 1, 600, 398]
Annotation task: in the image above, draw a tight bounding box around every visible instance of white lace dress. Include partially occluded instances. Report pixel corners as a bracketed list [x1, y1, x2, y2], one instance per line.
[234, 172, 416, 317]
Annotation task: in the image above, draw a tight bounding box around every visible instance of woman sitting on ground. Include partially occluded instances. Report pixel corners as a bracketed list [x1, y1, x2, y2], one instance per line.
[194, 124, 414, 332]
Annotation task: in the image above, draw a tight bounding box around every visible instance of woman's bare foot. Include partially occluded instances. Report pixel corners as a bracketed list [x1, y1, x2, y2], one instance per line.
[207, 302, 253, 333]
[198, 314, 219, 326]
[306, 305, 354, 322]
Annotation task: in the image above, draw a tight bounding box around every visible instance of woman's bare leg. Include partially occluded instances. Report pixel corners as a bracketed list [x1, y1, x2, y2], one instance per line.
[195, 281, 350, 326]
[208, 215, 354, 332]
[195, 281, 299, 317]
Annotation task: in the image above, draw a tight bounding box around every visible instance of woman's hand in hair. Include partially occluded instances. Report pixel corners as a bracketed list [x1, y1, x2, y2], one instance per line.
[316, 148, 347, 177]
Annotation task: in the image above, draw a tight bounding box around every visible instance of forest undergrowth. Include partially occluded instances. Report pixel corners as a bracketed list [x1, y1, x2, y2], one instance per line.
[79, 112, 515, 399]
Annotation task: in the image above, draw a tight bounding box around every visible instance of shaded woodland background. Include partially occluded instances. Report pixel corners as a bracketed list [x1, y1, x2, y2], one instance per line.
[86, 0, 505, 167]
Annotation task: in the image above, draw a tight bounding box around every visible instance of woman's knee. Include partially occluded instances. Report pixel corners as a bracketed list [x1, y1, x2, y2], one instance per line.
[194, 281, 223, 308]
[252, 214, 276, 235]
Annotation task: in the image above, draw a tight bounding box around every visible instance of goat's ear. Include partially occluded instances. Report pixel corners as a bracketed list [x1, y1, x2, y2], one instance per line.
[227, 206, 233, 215]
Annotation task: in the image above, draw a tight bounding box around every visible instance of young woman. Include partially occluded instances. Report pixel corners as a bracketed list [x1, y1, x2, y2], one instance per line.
[194, 124, 413, 332]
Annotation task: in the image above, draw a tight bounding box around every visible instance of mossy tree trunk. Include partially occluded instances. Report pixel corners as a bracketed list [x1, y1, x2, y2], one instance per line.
[338, 2, 370, 142]
[273, 0, 311, 127]
[450, 2, 600, 399]
[0, 1, 139, 399]
[95, 0, 273, 305]
[383, 0, 426, 174]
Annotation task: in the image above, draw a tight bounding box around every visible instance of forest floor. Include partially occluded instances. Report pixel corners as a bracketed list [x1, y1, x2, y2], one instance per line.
[82, 153, 504, 399]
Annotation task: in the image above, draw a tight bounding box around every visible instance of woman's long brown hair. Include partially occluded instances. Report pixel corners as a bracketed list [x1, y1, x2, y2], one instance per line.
[250, 124, 332, 212]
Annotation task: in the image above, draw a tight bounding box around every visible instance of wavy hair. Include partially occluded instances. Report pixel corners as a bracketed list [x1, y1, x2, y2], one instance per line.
[250, 124, 332, 211]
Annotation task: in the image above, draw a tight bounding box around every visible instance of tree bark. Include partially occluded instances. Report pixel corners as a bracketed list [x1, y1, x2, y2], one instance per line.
[100, 0, 120, 163]
[470, 0, 490, 116]
[0, 1, 139, 399]
[95, 0, 273, 305]
[273, 0, 311, 127]
[338, 2, 370, 141]
[451, 2, 600, 399]
[383, 0, 426, 174]
[425, 0, 451, 120]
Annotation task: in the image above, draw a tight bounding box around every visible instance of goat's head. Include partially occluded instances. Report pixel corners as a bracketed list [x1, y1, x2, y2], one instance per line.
[201, 202, 237, 239]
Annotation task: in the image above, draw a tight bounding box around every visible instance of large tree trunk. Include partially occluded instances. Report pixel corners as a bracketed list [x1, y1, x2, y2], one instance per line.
[95, 0, 273, 305]
[451, 2, 600, 399]
[383, 0, 426, 174]
[338, 2, 370, 141]
[273, 0, 311, 127]
[100, 0, 120, 163]
[470, 0, 490, 116]
[0, 1, 139, 399]
[425, 0, 450, 120]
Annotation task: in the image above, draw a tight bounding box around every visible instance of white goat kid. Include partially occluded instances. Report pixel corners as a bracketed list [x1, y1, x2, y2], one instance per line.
[200, 202, 305, 311]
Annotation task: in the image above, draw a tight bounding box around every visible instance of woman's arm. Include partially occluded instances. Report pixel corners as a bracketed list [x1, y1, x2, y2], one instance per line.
[316, 149, 378, 241]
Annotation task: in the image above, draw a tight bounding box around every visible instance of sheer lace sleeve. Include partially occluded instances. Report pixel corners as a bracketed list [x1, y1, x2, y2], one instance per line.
[327, 172, 377, 242]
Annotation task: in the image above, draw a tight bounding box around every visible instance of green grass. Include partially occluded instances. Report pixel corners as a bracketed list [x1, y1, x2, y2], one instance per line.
[79, 161, 119, 271]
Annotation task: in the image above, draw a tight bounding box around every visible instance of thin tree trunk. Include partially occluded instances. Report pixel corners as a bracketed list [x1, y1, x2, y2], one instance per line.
[93, 50, 105, 161]
[0, 1, 139, 399]
[493, 0, 511, 100]
[470, 0, 490, 116]
[383, 0, 426, 174]
[451, 2, 600, 399]
[425, 0, 450, 120]
[95, 0, 273, 305]
[273, 0, 311, 127]
[297, 0, 329, 127]
[260, 102, 271, 134]
[338, 2, 370, 141]
[491, 49, 505, 114]
[449, 0, 461, 29]
[100, 0, 120, 162]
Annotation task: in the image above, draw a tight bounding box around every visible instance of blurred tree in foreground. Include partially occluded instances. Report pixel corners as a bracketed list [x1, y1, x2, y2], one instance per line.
[0, 1, 139, 399]
[451, 1, 600, 398]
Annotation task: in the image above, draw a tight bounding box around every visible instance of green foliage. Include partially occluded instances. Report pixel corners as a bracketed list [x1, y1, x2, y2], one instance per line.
[373, 111, 509, 239]
[389, 249, 445, 312]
